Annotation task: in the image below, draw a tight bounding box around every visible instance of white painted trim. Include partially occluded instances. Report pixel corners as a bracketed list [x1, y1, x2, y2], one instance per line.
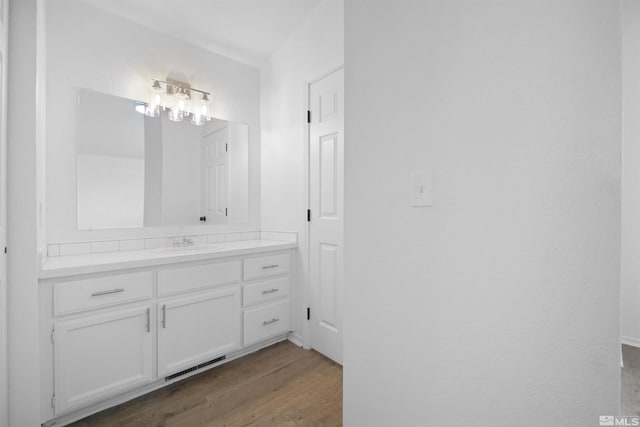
[309, 65, 345, 85]
[621, 336, 640, 348]
[0, 1, 8, 425]
[287, 332, 304, 348]
[302, 79, 312, 350]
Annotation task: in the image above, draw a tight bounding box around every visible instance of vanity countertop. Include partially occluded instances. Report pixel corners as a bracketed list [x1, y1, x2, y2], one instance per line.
[40, 239, 297, 279]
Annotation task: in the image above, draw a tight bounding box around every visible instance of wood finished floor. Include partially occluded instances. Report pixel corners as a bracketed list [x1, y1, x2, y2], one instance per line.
[622, 344, 640, 416]
[69, 341, 342, 427]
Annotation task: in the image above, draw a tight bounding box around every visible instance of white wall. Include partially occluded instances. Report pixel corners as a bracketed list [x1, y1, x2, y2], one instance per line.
[622, 0, 640, 347]
[260, 0, 343, 343]
[7, 0, 46, 425]
[46, 0, 261, 243]
[344, 1, 621, 426]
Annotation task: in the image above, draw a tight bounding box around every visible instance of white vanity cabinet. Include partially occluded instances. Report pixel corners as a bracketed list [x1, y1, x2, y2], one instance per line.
[50, 271, 155, 414]
[242, 253, 292, 346]
[39, 246, 295, 426]
[157, 287, 241, 376]
[156, 260, 243, 376]
[54, 305, 154, 413]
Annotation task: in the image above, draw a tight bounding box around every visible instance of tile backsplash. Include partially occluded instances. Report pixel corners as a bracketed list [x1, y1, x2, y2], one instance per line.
[46, 230, 297, 257]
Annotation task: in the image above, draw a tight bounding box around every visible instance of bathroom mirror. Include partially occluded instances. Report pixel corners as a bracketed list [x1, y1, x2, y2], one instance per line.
[76, 89, 249, 230]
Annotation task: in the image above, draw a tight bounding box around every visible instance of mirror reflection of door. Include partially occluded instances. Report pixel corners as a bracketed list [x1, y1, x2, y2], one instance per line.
[202, 127, 229, 224]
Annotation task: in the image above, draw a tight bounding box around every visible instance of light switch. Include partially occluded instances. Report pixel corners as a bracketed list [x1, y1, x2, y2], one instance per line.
[411, 170, 434, 207]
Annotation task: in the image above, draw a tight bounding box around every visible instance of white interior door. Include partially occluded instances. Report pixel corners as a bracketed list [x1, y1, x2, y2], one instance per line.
[0, 3, 8, 425]
[309, 68, 344, 364]
[202, 128, 228, 224]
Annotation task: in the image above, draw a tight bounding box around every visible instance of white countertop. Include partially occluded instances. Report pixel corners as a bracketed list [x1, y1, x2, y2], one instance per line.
[40, 239, 297, 279]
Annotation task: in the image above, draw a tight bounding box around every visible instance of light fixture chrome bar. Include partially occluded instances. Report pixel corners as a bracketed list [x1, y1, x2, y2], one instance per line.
[151, 78, 210, 96]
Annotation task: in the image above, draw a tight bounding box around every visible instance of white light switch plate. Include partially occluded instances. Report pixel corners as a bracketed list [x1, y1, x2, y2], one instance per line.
[411, 170, 434, 207]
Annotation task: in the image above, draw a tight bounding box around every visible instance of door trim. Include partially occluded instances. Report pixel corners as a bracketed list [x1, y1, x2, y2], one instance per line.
[0, 4, 8, 425]
[302, 65, 344, 350]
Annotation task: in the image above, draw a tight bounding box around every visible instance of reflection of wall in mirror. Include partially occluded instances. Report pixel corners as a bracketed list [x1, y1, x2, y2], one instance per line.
[160, 114, 203, 225]
[78, 155, 144, 229]
[143, 115, 163, 226]
[228, 122, 249, 224]
[77, 89, 145, 229]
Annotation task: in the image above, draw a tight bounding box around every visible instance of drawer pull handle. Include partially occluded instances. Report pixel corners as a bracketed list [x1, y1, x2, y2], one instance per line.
[91, 288, 125, 297]
[262, 288, 279, 295]
[145, 308, 150, 333]
[263, 318, 280, 326]
[262, 264, 279, 270]
[162, 304, 167, 328]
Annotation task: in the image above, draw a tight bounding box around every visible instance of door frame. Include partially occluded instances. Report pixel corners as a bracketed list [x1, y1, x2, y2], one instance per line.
[0, 1, 8, 424]
[302, 65, 344, 350]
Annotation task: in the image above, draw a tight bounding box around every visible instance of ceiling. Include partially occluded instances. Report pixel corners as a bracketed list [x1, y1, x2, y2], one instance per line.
[78, 0, 322, 67]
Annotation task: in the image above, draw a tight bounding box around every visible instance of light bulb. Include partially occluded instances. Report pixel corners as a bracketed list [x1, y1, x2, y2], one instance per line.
[191, 112, 204, 126]
[168, 108, 183, 122]
[145, 104, 159, 117]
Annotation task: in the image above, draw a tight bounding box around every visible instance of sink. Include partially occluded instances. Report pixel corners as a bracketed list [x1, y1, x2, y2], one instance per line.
[154, 244, 222, 254]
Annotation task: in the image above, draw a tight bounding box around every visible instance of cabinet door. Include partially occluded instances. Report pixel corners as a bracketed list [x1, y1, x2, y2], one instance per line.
[54, 305, 153, 414]
[158, 287, 241, 377]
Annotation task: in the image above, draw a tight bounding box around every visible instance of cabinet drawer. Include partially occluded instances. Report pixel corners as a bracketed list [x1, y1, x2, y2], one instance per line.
[243, 300, 290, 346]
[243, 253, 290, 281]
[54, 272, 153, 316]
[243, 276, 290, 307]
[157, 261, 241, 297]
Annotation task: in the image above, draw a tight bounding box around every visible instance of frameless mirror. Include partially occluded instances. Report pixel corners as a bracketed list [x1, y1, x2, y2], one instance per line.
[76, 89, 249, 230]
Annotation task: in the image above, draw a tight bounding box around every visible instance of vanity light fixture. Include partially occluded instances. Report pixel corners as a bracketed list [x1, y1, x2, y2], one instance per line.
[138, 78, 213, 126]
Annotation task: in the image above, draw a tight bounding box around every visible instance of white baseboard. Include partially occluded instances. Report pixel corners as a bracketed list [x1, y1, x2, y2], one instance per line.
[621, 336, 640, 348]
[288, 332, 303, 347]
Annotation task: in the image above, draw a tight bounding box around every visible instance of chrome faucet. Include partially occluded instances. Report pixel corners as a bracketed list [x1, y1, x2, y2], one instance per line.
[171, 236, 195, 247]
